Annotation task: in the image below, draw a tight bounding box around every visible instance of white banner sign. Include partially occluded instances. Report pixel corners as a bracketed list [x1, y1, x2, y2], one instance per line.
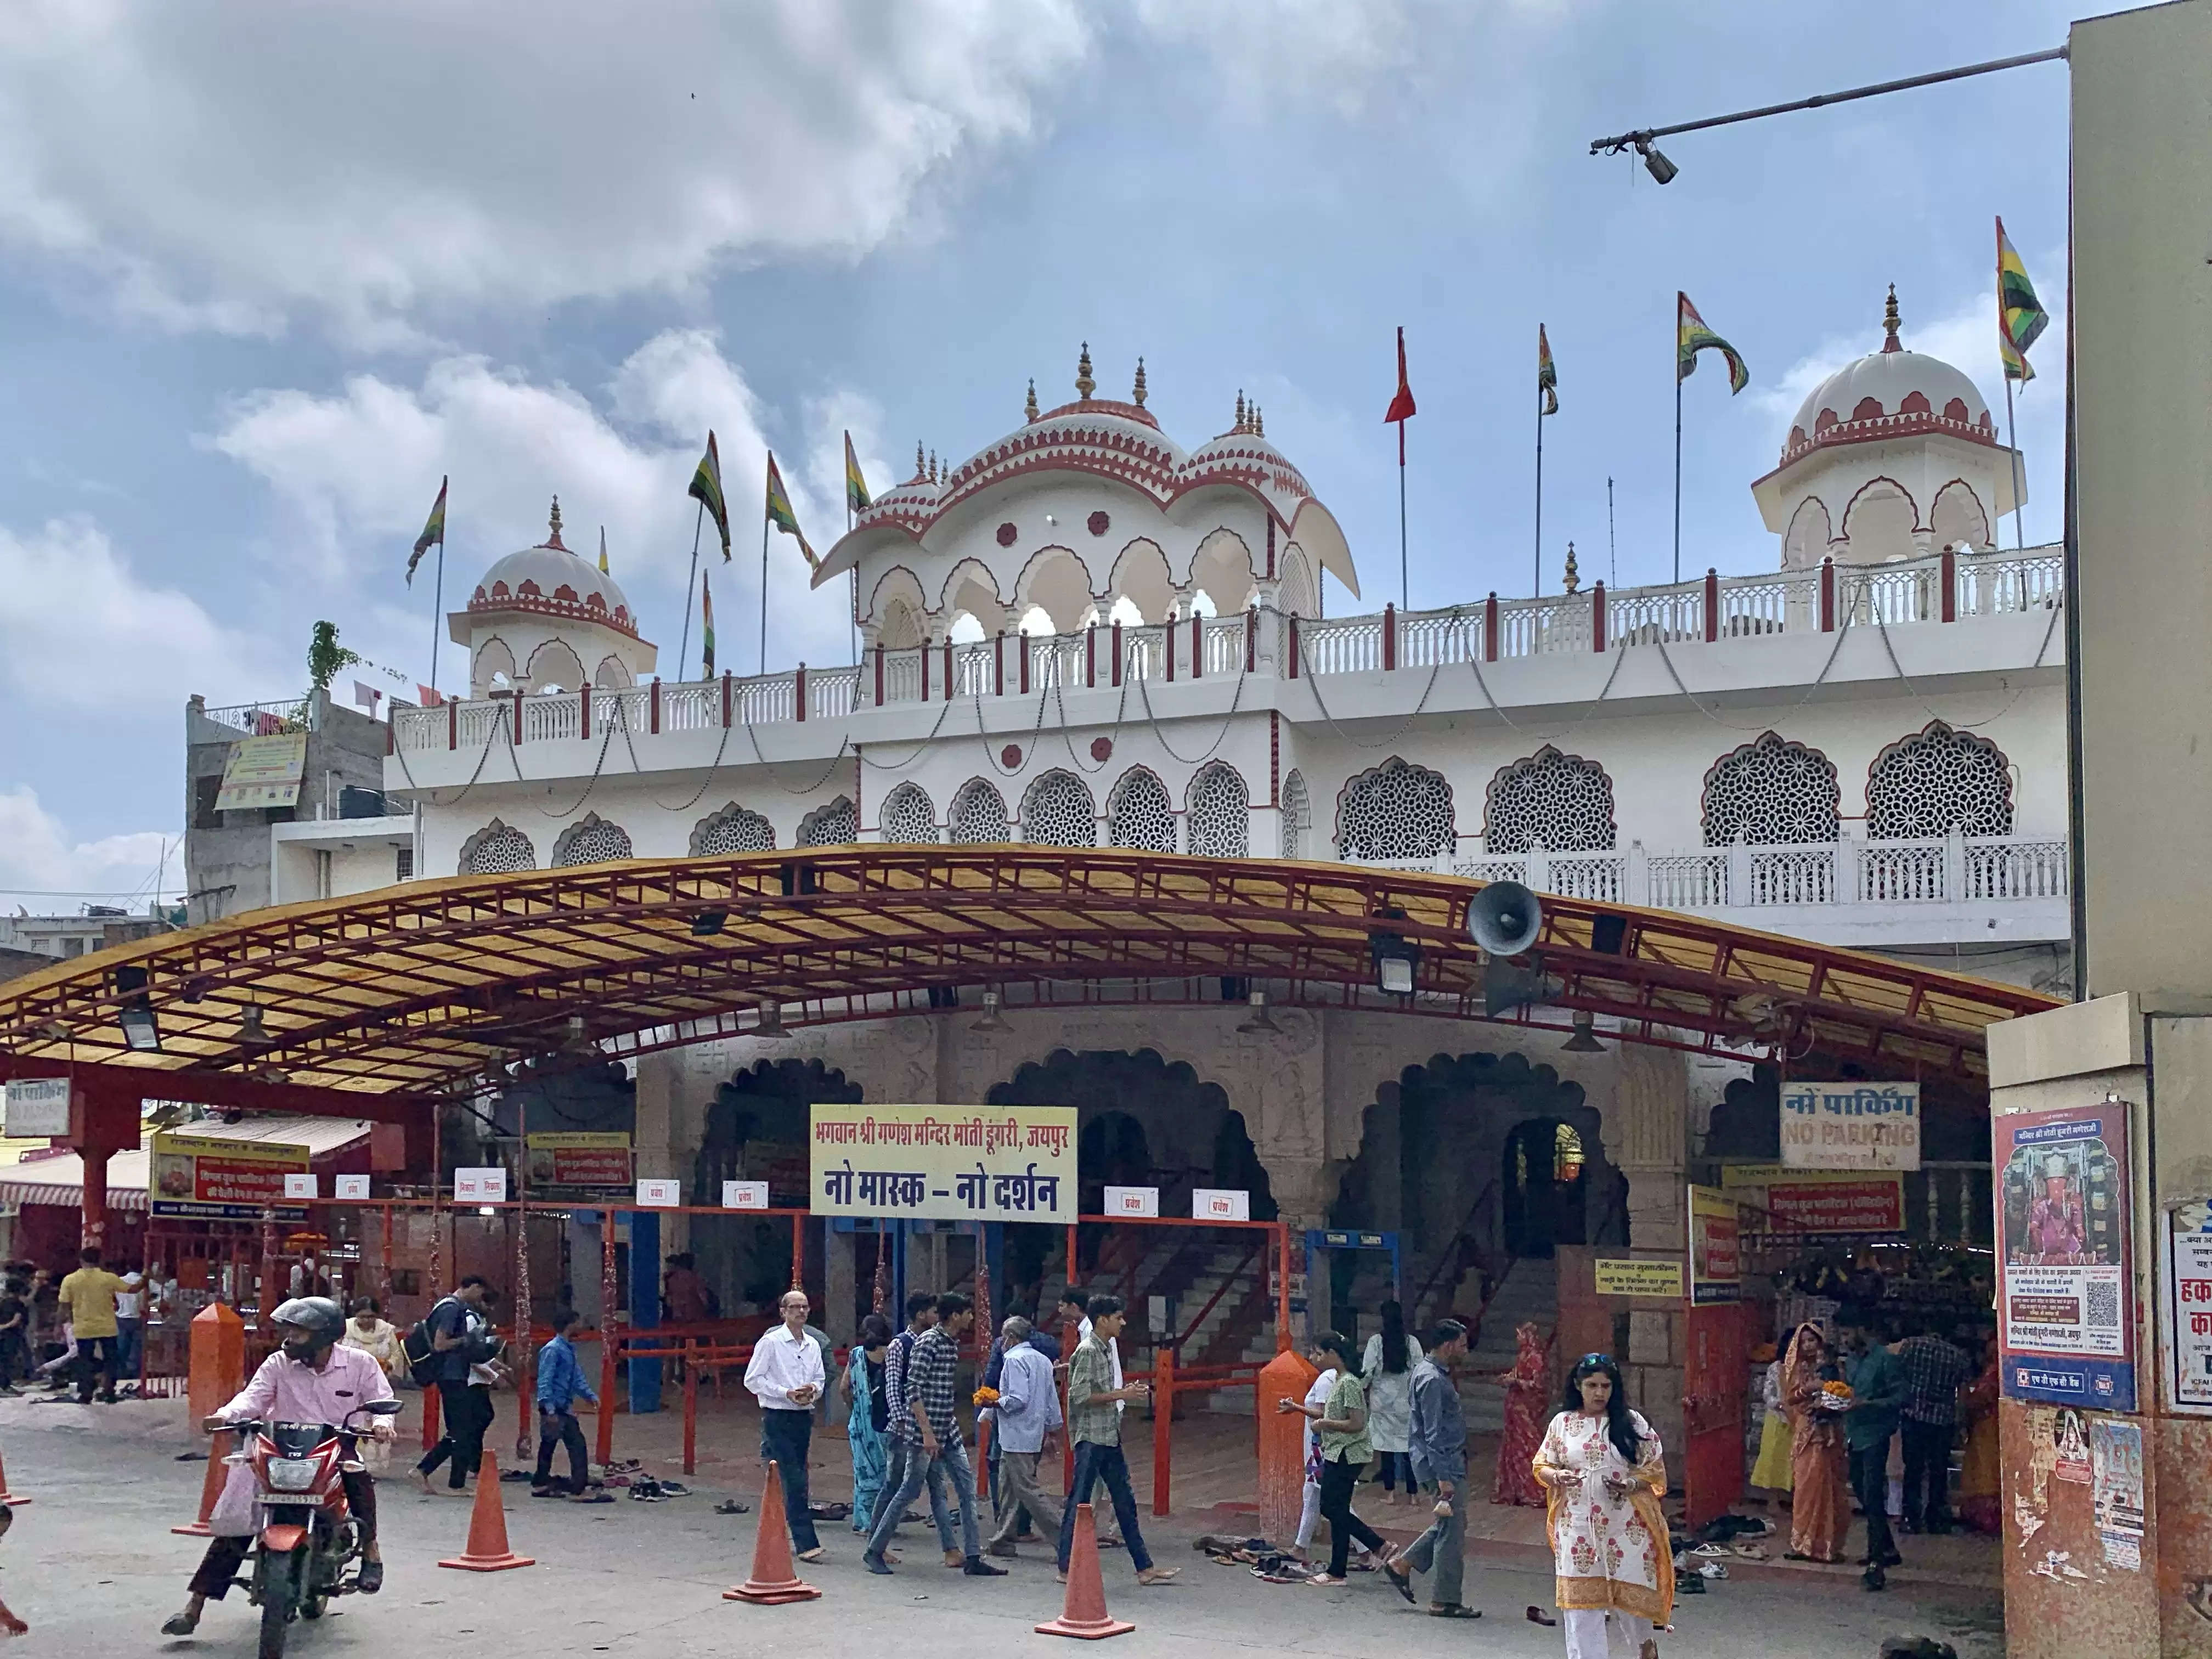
[636, 1178, 682, 1208]
[2, 1077, 72, 1139]
[453, 1166, 507, 1203]
[811, 1104, 1076, 1223]
[1192, 1187, 1251, 1222]
[334, 1175, 370, 1200]
[1780, 1081, 1921, 1170]
[1104, 1185, 1160, 1218]
[2166, 1201, 2212, 1415]
[283, 1173, 319, 1200]
[721, 1180, 769, 1210]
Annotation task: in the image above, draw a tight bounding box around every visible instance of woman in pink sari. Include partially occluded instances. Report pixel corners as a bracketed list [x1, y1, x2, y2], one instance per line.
[1492, 1321, 1551, 1506]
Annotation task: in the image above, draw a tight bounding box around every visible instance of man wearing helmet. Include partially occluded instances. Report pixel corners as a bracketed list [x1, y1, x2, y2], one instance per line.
[162, 1297, 399, 1637]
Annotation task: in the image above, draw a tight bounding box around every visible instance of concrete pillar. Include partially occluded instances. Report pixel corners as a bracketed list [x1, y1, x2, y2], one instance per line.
[1605, 1042, 1690, 1458]
[825, 1226, 857, 1345]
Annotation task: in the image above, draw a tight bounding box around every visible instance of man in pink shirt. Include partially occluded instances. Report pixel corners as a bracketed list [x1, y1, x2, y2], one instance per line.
[164, 1297, 398, 1636]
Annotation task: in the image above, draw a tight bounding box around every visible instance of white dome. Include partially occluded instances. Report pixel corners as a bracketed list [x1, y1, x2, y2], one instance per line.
[469, 504, 639, 640]
[1781, 297, 1996, 459]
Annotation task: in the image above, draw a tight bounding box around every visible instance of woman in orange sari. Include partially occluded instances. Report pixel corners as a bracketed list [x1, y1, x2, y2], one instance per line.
[1493, 1322, 1551, 1506]
[1956, 1339, 2001, 1536]
[1780, 1324, 1850, 1562]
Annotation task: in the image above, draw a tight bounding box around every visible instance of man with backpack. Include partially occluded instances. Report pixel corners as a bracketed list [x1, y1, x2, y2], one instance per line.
[408, 1277, 501, 1495]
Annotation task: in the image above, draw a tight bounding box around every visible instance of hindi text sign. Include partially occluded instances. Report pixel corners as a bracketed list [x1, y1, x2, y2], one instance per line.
[2163, 1199, 2212, 1415]
[2, 1077, 73, 1139]
[1688, 1184, 1740, 1306]
[152, 1131, 312, 1221]
[1780, 1081, 1921, 1170]
[1104, 1185, 1160, 1218]
[215, 732, 308, 811]
[524, 1132, 632, 1190]
[811, 1104, 1075, 1224]
[1594, 1258, 1686, 1299]
[1995, 1103, 2136, 1410]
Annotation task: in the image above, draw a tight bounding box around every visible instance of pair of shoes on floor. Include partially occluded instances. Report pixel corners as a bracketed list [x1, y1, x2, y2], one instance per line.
[713, 1499, 751, 1515]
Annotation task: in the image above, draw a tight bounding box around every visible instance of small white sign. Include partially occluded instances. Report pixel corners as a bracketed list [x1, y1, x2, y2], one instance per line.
[636, 1178, 682, 1209]
[1192, 1187, 1251, 1222]
[283, 1173, 320, 1200]
[1104, 1184, 1160, 1218]
[2, 1078, 72, 1139]
[334, 1175, 370, 1201]
[1779, 1081, 1922, 1171]
[721, 1180, 769, 1210]
[453, 1166, 507, 1203]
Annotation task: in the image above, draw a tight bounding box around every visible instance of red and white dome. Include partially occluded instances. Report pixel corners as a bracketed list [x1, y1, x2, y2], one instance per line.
[469, 500, 639, 641]
[1778, 291, 1997, 465]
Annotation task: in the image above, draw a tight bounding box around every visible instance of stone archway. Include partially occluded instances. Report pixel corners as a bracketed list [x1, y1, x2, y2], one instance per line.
[690, 1057, 862, 1316]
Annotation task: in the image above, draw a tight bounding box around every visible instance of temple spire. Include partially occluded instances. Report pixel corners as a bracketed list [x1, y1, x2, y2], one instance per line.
[1562, 540, 1580, 595]
[1075, 341, 1095, 400]
[1882, 284, 1903, 353]
[545, 496, 567, 551]
[1025, 378, 1040, 422]
[1132, 357, 1147, 407]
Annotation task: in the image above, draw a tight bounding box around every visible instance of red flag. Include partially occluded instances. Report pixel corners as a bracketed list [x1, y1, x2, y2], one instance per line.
[1384, 326, 1416, 425]
[417, 684, 445, 707]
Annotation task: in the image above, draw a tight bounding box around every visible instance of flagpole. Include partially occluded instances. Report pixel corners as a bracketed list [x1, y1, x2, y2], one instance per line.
[1533, 385, 1545, 597]
[759, 494, 771, 678]
[1397, 420, 1408, 611]
[428, 538, 444, 696]
[849, 498, 859, 667]
[678, 500, 704, 680]
[2004, 374, 2025, 551]
[1607, 476, 1617, 586]
[1673, 352, 1684, 586]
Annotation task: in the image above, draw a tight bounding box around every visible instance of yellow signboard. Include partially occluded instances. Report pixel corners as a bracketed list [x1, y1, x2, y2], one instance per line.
[216, 732, 308, 810]
[1593, 1258, 1686, 1299]
[810, 1104, 1076, 1223]
[150, 1131, 311, 1219]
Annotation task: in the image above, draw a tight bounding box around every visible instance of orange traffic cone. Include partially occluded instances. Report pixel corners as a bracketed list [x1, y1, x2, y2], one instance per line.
[722, 1460, 820, 1605]
[437, 1452, 535, 1572]
[0, 1442, 27, 1508]
[172, 1434, 228, 1534]
[1035, 1504, 1134, 1640]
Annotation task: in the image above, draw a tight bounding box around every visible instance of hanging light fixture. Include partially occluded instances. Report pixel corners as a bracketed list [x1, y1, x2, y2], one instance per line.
[970, 991, 1012, 1034]
[238, 1003, 273, 1046]
[1633, 138, 1678, 184]
[1237, 989, 1283, 1034]
[754, 999, 787, 1039]
[1561, 1011, 1606, 1053]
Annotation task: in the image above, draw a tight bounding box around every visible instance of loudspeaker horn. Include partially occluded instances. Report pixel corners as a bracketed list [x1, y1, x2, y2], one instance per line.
[1467, 880, 1543, 958]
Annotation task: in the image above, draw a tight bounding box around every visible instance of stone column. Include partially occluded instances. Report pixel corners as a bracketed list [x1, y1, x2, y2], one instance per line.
[1605, 1042, 1691, 1456]
[825, 1226, 857, 1345]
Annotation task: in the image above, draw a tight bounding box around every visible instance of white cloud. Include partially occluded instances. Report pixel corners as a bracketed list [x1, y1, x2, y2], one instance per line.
[0, 785, 177, 905]
[0, 0, 1094, 341]
[206, 330, 857, 678]
[0, 516, 276, 711]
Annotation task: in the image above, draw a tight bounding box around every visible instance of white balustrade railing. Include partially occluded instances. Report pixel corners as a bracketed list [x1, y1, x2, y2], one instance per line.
[390, 548, 2065, 751]
[1647, 850, 1729, 910]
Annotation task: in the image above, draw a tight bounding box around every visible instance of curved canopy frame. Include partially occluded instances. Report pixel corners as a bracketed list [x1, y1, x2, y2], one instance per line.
[0, 848, 2053, 1104]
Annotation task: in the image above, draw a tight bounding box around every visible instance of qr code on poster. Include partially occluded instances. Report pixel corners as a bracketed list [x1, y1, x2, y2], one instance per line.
[2085, 1280, 2120, 1329]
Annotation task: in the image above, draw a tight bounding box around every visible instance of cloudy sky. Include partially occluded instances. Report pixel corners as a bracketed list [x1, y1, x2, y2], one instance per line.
[0, 0, 2084, 909]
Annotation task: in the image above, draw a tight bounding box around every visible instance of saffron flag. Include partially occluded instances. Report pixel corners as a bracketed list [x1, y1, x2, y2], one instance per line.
[1996, 217, 2049, 384]
[689, 431, 731, 560]
[1383, 325, 1416, 425]
[1538, 325, 1559, 416]
[405, 476, 447, 585]
[1677, 293, 1749, 393]
[844, 431, 872, 513]
[701, 572, 715, 678]
[416, 684, 445, 708]
[765, 452, 817, 571]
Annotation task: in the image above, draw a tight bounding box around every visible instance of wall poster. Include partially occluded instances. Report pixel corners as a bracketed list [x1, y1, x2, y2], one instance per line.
[1995, 1102, 2136, 1411]
[2161, 1196, 2212, 1415]
[1688, 1184, 1741, 1306]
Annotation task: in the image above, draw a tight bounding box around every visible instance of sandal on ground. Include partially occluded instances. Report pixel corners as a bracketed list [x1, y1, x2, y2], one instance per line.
[1385, 1562, 1416, 1604]
[1526, 1606, 1558, 1626]
[1307, 1573, 1347, 1586]
[569, 1491, 615, 1504]
[1136, 1567, 1179, 1585]
[1430, 1604, 1480, 1619]
[713, 1499, 751, 1515]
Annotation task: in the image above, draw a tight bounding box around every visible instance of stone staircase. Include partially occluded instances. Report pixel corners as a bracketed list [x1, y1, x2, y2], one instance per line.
[1457, 1258, 1560, 1432]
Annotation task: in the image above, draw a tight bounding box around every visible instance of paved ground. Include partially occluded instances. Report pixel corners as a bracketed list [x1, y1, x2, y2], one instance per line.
[0, 1392, 2005, 1658]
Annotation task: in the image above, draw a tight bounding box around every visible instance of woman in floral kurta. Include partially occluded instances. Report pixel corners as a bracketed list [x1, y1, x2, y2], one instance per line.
[1492, 1321, 1552, 1507]
[1532, 1355, 1672, 1659]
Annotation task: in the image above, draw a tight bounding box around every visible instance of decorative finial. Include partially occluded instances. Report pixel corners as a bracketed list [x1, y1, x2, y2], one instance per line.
[1253, 404, 1264, 437]
[1025, 378, 1040, 422]
[1234, 390, 1247, 434]
[1132, 357, 1147, 407]
[1562, 540, 1579, 595]
[928, 449, 939, 484]
[914, 441, 927, 482]
[546, 496, 567, 550]
[1882, 284, 1902, 353]
[1075, 341, 1094, 400]
[598, 525, 608, 574]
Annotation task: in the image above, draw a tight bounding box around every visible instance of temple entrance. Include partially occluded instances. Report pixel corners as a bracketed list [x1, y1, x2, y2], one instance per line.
[1501, 1117, 1589, 1259]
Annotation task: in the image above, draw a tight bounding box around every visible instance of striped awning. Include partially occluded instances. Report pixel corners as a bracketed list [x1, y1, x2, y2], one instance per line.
[0, 1116, 371, 1211]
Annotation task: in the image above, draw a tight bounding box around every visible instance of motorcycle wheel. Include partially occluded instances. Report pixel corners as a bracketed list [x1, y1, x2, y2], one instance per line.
[255, 1550, 299, 1659]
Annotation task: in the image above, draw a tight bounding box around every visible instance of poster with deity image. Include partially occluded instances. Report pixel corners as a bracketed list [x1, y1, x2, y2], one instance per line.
[1995, 1102, 2135, 1411]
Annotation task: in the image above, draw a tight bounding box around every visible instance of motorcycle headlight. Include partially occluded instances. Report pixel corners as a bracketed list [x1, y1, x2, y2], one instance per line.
[266, 1458, 320, 1492]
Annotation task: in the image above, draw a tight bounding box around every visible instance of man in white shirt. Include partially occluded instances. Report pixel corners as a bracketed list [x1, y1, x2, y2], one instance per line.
[985, 1316, 1064, 1557]
[743, 1289, 827, 1562]
[114, 1265, 145, 1387]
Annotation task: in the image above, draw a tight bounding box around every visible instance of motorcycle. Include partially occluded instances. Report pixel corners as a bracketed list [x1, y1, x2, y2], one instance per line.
[225, 1401, 399, 1659]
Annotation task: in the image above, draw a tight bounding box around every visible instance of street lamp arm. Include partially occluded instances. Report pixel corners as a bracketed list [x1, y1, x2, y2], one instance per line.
[1589, 44, 2066, 156]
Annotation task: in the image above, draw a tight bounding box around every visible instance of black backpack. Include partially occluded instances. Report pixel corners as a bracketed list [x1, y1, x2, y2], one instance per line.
[404, 1297, 501, 1386]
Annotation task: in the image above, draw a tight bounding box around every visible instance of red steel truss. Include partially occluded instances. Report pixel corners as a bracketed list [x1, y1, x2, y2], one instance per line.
[0, 847, 2056, 1104]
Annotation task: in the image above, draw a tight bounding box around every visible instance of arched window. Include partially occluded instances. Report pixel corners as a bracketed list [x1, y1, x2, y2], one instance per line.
[551, 813, 633, 867]
[1483, 746, 1616, 853]
[1701, 732, 1840, 845]
[1280, 769, 1310, 860]
[798, 797, 858, 848]
[878, 783, 939, 845]
[1022, 769, 1096, 848]
[459, 820, 535, 874]
[1866, 721, 2014, 838]
[1335, 757, 1455, 861]
[1187, 762, 1250, 857]
[690, 802, 774, 855]
[949, 778, 1009, 844]
[1107, 768, 1175, 853]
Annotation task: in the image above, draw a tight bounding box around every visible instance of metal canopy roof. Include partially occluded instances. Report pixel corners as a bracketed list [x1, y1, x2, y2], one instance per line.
[0, 847, 2057, 1101]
